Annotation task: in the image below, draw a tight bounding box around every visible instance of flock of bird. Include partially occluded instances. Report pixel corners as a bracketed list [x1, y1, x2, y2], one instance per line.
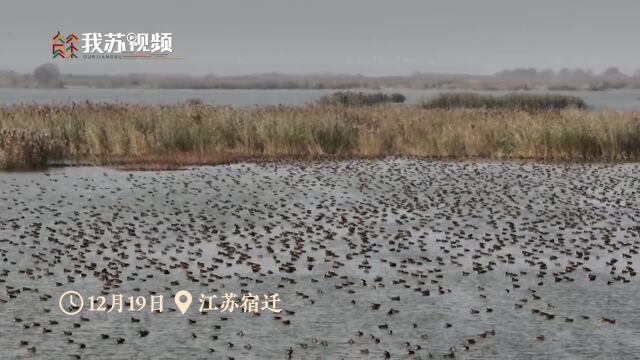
[0, 159, 638, 359]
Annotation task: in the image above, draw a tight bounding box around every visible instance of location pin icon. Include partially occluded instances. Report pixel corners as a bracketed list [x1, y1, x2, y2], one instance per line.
[174, 290, 192, 314]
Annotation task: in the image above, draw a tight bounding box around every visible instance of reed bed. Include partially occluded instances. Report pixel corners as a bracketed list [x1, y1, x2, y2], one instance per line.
[423, 93, 588, 110]
[1, 103, 639, 169]
[317, 91, 406, 106]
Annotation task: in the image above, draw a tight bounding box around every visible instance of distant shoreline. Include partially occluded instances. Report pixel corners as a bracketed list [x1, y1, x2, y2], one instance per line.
[3, 66, 640, 91]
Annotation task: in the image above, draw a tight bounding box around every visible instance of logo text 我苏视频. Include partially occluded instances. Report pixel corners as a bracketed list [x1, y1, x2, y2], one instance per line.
[52, 31, 175, 60]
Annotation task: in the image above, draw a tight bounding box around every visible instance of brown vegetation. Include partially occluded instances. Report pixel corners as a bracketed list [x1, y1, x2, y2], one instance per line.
[1, 103, 639, 169]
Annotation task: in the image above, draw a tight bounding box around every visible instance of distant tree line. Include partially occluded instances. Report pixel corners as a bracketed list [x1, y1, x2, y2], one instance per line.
[1, 64, 640, 90]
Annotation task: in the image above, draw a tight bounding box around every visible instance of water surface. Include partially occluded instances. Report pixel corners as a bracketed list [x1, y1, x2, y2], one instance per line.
[1, 88, 640, 110]
[0, 160, 638, 359]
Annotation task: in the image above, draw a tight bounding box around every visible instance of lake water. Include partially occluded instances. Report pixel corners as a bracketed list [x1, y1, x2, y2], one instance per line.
[1, 88, 640, 110]
[0, 159, 638, 359]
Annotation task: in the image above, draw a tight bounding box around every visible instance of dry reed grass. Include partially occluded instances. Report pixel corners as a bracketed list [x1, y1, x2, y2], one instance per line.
[1, 103, 639, 169]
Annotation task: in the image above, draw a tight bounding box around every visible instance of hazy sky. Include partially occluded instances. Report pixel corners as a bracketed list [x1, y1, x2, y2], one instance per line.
[1, 0, 639, 75]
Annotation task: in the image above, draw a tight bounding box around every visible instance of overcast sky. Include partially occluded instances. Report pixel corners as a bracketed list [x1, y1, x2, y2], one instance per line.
[1, 0, 639, 75]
